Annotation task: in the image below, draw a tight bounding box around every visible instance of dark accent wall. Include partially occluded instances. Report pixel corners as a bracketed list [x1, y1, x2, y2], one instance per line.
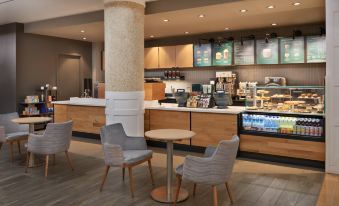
[16, 29, 92, 104]
[0, 23, 21, 114]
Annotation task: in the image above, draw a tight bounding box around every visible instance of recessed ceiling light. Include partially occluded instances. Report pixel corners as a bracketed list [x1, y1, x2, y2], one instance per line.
[293, 2, 301, 6]
[184, 31, 190, 34]
[240, 9, 247, 13]
[267, 5, 275, 9]
[150, 35, 155, 38]
[82, 37, 87, 40]
[271, 23, 277, 26]
[224, 27, 230, 30]
[80, 30, 85, 33]
[163, 19, 169, 22]
[198, 14, 205, 18]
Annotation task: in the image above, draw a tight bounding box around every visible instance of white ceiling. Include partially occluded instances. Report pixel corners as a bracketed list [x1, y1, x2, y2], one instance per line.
[0, 0, 103, 25]
[1, 0, 325, 42]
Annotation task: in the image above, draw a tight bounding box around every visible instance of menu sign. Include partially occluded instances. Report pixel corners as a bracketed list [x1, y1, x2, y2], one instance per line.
[280, 37, 305, 64]
[212, 42, 233, 66]
[256, 39, 278, 64]
[234, 40, 255, 65]
[194, 43, 212, 67]
[307, 36, 326, 63]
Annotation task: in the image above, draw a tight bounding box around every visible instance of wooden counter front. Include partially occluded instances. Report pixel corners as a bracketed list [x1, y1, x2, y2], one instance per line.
[240, 134, 325, 161]
[149, 109, 190, 145]
[191, 112, 238, 147]
[54, 104, 105, 134]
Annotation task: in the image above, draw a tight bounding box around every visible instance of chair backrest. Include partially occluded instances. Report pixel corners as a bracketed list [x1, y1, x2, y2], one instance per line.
[211, 136, 239, 183]
[0, 112, 28, 134]
[43, 120, 73, 153]
[100, 123, 128, 148]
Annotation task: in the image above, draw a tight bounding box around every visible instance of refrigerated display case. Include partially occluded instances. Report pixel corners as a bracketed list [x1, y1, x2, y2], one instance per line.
[245, 86, 325, 115]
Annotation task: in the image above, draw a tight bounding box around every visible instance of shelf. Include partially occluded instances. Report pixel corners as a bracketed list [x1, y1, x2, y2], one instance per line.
[243, 110, 325, 117]
[240, 130, 325, 142]
[20, 102, 45, 105]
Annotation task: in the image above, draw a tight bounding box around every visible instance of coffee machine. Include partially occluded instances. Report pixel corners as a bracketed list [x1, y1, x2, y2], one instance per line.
[214, 71, 237, 97]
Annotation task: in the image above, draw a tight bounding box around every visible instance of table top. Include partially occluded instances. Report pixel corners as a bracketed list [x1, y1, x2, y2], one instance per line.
[145, 129, 195, 141]
[12, 117, 52, 124]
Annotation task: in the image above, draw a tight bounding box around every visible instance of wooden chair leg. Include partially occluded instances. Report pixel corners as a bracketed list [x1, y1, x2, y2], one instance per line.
[174, 175, 182, 206]
[17, 141, 21, 154]
[45, 155, 49, 178]
[128, 167, 134, 198]
[8, 142, 14, 162]
[100, 165, 110, 192]
[193, 183, 197, 196]
[147, 159, 155, 187]
[225, 182, 234, 203]
[25, 152, 30, 173]
[65, 151, 74, 171]
[212, 186, 218, 206]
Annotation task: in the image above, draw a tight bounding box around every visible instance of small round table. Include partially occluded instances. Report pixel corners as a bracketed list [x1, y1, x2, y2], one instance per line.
[12, 117, 52, 167]
[145, 129, 196, 203]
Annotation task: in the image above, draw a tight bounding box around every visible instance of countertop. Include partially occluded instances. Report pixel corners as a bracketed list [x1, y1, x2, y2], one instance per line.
[145, 105, 245, 114]
[52, 100, 106, 107]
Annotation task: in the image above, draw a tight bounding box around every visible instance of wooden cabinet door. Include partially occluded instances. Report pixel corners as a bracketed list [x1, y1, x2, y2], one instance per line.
[175, 44, 193, 68]
[191, 112, 238, 147]
[144, 47, 159, 69]
[144, 109, 150, 132]
[158, 46, 176, 68]
[149, 110, 190, 145]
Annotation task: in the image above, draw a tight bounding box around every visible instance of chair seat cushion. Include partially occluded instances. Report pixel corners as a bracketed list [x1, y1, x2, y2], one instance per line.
[123, 150, 152, 165]
[6, 132, 29, 141]
[176, 164, 183, 176]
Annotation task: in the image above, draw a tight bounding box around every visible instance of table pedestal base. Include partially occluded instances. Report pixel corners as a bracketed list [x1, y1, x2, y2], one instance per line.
[150, 186, 189, 203]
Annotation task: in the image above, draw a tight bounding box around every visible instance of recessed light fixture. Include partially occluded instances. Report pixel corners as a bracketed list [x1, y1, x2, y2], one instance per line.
[163, 19, 169, 22]
[271, 23, 277, 26]
[267, 5, 275, 9]
[82, 37, 87, 40]
[198, 14, 205, 18]
[150, 35, 155, 38]
[293, 2, 301, 6]
[184, 31, 190, 34]
[80, 30, 85, 33]
[240, 9, 247, 13]
[224, 27, 230, 30]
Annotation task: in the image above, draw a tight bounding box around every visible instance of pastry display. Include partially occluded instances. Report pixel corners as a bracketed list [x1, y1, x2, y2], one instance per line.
[245, 86, 325, 115]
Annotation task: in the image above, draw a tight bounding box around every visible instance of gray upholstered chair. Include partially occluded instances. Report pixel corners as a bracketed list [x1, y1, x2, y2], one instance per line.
[0, 112, 29, 162]
[99, 123, 154, 197]
[174, 136, 239, 206]
[25, 121, 74, 178]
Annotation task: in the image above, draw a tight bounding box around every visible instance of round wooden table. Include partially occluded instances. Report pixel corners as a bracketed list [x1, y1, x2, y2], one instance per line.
[145, 129, 195, 203]
[12, 117, 52, 167]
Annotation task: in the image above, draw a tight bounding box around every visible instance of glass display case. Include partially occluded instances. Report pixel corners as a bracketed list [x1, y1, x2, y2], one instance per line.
[245, 86, 325, 115]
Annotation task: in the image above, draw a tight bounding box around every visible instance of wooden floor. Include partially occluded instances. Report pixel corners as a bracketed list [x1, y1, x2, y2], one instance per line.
[0, 137, 329, 206]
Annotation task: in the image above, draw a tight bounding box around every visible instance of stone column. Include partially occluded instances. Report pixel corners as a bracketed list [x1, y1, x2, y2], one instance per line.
[104, 0, 145, 136]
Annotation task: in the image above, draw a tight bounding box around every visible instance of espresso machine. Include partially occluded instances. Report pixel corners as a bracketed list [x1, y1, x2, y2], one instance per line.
[214, 71, 237, 97]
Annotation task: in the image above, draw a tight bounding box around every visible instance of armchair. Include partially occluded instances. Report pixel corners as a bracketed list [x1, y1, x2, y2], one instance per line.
[0, 112, 29, 162]
[174, 136, 239, 206]
[25, 121, 74, 177]
[99, 123, 154, 197]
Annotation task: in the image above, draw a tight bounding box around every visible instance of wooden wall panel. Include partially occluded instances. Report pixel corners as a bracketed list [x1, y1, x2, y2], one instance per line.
[240, 134, 325, 161]
[144, 109, 150, 132]
[149, 110, 190, 145]
[54, 104, 70, 123]
[67, 105, 105, 134]
[191, 112, 238, 147]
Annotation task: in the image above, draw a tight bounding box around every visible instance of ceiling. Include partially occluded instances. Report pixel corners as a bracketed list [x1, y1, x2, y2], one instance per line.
[2, 0, 325, 42]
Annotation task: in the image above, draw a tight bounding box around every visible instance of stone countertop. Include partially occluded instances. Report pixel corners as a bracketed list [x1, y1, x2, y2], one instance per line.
[145, 105, 246, 114]
[52, 100, 106, 107]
